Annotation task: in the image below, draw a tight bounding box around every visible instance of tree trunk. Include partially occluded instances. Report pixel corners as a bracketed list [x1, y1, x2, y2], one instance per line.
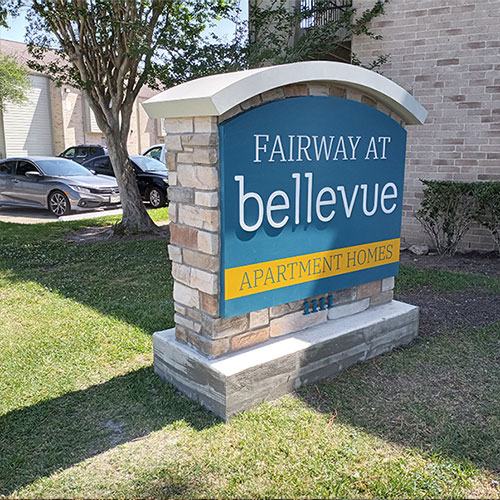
[105, 130, 158, 234]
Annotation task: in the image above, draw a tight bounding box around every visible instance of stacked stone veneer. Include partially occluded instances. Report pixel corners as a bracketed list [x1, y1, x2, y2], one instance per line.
[352, 0, 500, 251]
[165, 81, 409, 359]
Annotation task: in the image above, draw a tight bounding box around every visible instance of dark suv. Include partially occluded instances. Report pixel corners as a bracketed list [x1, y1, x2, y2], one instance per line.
[83, 154, 169, 208]
[59, 145, 108, 164]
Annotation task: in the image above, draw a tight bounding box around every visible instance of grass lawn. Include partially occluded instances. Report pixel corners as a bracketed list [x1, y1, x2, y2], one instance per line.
[0, 213, 499, 498]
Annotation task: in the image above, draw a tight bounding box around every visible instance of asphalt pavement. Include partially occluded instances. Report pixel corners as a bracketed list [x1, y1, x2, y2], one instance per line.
[0, 206, 123, 224]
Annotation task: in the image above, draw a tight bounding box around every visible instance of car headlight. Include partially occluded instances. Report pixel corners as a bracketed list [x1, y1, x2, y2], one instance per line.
[162, 178, 169, 184]
[69, 185, 91, 194]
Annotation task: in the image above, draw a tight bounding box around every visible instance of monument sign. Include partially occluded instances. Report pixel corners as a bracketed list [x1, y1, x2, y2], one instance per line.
[220, 96, 406, 318]
[143, 61, 427, 420]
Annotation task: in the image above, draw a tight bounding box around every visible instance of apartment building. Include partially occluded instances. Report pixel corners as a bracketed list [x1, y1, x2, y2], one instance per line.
[0, 39, 164, 159]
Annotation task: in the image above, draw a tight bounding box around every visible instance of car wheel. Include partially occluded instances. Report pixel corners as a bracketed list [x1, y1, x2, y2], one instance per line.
[148, 186, 167, 208]
[48, 190, 71, 216]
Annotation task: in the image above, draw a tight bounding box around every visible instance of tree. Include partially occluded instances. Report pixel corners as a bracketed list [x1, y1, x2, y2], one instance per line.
[0, 1, 30, 110]
[0, 52, 30, 111]
[165, 0, 390, 85]
[18, 0, 236, 233]
[246, 0, 390, 69]
[2, 0, 388, 232]
[0, 0, 17, 27]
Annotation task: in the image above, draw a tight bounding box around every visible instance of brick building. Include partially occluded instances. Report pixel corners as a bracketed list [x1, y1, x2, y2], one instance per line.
[352, 0, 500, 251]
[252, 0, 500, 251]
[0, 39, 164, 159]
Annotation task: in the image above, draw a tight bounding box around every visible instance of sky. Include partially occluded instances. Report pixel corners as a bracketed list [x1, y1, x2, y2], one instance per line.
[0, 1, 248, 44]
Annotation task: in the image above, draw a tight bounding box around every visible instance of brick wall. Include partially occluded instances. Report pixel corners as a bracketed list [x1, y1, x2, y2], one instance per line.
[165, 82, 407, 358]
[352, 0, 500, 251]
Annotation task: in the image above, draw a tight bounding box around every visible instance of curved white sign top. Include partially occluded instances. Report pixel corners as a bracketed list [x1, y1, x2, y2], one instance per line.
[143, 61, 427, 125]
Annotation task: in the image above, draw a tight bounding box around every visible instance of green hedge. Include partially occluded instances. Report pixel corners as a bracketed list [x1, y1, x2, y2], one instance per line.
[473, 181, 500, 254]
[416, 180, 500, 256]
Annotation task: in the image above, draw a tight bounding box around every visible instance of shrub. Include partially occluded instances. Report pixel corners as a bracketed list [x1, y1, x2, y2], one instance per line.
[473, 181, 500, 254]
[415, 180, 476, 256]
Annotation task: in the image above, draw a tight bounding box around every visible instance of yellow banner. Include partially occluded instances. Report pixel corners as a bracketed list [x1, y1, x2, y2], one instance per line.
[225, 238, 400, 300]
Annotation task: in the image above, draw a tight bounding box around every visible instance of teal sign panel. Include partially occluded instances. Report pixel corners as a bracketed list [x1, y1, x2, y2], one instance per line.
[219, 96, 407, 318]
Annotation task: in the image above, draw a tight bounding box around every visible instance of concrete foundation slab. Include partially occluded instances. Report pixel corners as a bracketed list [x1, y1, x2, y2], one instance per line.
[153, 300, 419, 420]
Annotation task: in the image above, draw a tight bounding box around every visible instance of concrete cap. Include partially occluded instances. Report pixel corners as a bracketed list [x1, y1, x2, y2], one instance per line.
[142, 61, 427, 125]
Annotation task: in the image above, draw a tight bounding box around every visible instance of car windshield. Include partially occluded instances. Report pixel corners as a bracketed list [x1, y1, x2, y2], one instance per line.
[37, 159, 94, 176]
[132, 155, 167, 172]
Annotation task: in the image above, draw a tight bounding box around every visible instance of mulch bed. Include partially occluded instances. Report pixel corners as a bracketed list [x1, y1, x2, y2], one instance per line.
[398, 249, 500, 336]
[396, 286, 500, 337]
[400, 249, 500, 278]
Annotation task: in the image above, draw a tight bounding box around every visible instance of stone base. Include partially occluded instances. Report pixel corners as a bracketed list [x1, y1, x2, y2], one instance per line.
[153, 300, 419, 421]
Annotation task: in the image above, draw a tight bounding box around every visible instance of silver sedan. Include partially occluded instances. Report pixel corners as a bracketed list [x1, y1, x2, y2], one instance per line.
[0, 157, 120, 216]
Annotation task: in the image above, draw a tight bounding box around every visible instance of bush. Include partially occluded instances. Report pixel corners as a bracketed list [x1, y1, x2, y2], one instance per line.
[473, 181, 500, 254]
[415, 180, 476, 256]
[415, 180, 500, 256]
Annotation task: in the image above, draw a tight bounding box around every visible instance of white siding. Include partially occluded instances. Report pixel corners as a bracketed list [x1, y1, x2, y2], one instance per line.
[0, 110, 6, 159]
[3, 75, 53, 157]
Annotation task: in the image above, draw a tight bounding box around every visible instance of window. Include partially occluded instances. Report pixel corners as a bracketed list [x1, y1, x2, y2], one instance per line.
[132, 155, 167, 172]
[300, 0, 352, 28]
[94, 158, 110, 169]
[75, 147, 88, 159]
[94, 158, 113, 175]
[63, 148, 76, 158]
[157, 118, 166, 138]
[144, 147, 161, 161]
[301, 0, 315, 28]
[85, 99, 102, 133]
[16, 161, 39, 177]
[0, 161, 15, 175]
[37, 159, 92, 176]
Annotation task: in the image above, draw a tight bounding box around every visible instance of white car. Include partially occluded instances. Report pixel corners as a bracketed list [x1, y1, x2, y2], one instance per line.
[142, 144, 166, 164]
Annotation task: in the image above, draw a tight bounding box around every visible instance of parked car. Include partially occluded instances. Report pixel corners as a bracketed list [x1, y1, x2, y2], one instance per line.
[142, 144, 166, 164]
[0, 157, 120, 216]
[59, 144, 108, 164]
[83, 154, 169, 208]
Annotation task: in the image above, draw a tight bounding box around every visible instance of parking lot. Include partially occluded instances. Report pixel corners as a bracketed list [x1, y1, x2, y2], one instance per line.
[0, 206, 123, 224]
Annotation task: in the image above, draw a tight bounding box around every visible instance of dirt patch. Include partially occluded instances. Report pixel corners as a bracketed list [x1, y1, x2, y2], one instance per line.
[396, 286, 500, 336]
[400, 250, 500, 278]
[65, 221, 170, 244]
[398, 250, 500, 335]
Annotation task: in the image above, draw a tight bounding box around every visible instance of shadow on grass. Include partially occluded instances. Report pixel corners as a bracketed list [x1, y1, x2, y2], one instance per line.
[0, 366, 217, 496]
[0, 237, 174, 335]
[297, 323, 500, 474]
